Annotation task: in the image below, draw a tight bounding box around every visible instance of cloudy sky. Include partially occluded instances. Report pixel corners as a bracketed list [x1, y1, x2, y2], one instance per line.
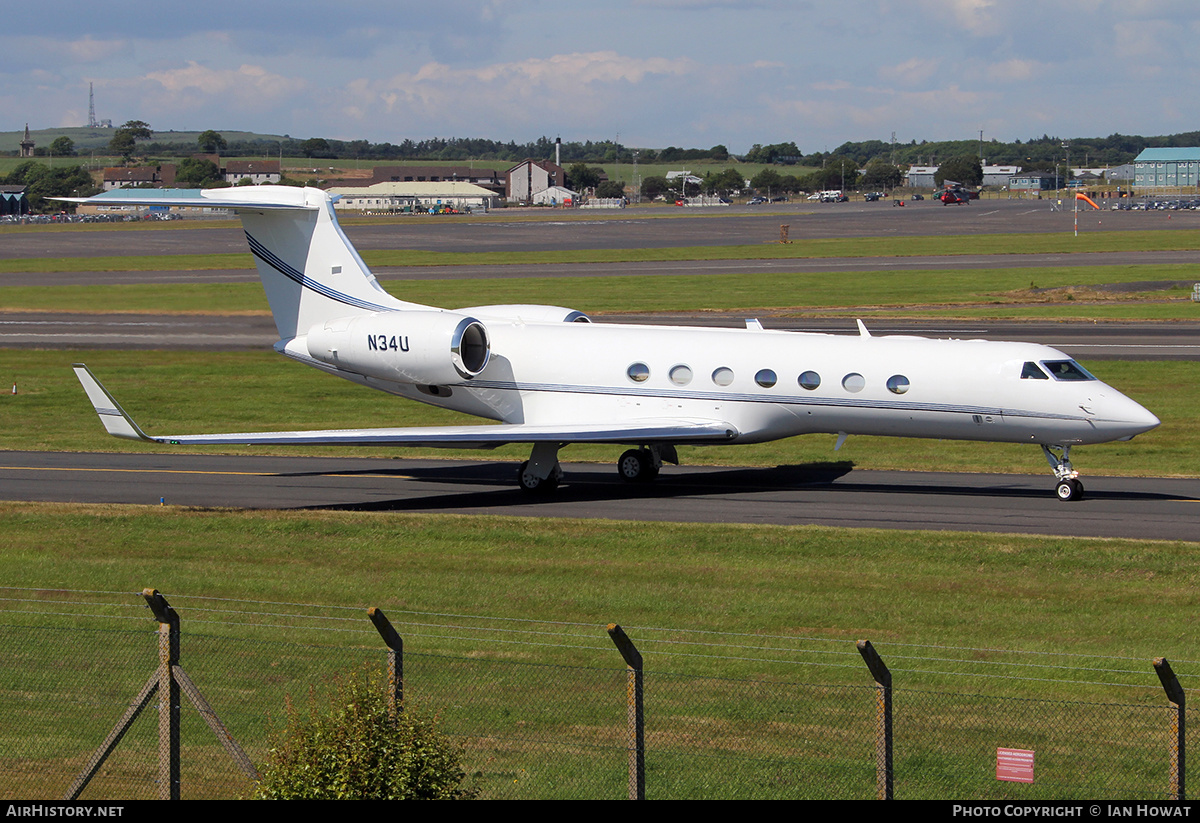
[2, 1, 1195, 153]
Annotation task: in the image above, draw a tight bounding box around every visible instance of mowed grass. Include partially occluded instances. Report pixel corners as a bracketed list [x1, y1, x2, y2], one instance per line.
[0, 350, 1189, 477]
[1, 264, 1198, 320]
[3, 502, 1198, 681]
[6, 503, 1195, 798]
[6, 228, 1200, 274]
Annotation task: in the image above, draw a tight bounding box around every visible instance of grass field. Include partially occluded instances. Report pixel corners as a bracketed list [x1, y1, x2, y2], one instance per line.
[6, 228, 1200, 274]
[0, 265, 1195, 321]
[2, 504, 1195, 799]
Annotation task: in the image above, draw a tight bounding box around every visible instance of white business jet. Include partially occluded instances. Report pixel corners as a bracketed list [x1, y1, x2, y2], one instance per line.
[68, 186, 1159, 501]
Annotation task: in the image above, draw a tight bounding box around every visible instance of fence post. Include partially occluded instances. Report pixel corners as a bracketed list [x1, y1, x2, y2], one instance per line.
[1153, 657, 1186, 801]
[144, 588, 181, 800]
[368, 607, 403, 714]
[857, 640, 893, 800]
[607, 623, 645, 800]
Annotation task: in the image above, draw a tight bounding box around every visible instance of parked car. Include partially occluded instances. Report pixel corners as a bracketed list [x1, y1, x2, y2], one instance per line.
[910, 193, 924, 201]
[863, 192, 883, 202]
[747, 196, 767, 205]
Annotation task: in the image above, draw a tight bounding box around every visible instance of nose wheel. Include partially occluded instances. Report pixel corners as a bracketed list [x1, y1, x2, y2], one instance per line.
[1055, 478, 1084, 502]
[1042, 444, 1084, 502]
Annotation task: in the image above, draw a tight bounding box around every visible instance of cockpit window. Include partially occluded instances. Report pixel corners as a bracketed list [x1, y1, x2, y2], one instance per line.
[1041, 360, 1096, 381]
[1021, 361, 1049, 380]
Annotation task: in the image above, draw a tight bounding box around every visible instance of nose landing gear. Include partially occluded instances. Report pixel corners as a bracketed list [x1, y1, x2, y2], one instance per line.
[1042, 444, 1084, 502]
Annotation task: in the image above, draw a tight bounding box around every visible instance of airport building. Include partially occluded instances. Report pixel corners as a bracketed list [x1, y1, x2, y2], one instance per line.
[224, 160, 281, 185]
[1133, 148, 1200, 189]
[506, 159, 566, 203]
[329, 181, 499, 212]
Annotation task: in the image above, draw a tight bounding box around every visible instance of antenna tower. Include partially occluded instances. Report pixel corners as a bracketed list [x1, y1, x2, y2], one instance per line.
[88, 83, 97, 129]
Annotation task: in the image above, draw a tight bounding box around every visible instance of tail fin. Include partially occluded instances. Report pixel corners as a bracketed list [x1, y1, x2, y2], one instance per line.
[234, 187, 430, 338]
[59, 186, 430, 339]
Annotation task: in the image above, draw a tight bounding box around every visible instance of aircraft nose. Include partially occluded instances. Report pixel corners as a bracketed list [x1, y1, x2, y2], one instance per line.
[1103, 392, 1160, 440]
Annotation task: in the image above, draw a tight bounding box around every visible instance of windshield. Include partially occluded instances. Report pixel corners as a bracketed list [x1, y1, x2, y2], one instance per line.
[1040, 360, 1096, 381]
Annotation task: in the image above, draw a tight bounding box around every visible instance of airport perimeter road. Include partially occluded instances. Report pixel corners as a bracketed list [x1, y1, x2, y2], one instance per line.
[0, 451, 1194, 541]
[3, 313, 1197, 360]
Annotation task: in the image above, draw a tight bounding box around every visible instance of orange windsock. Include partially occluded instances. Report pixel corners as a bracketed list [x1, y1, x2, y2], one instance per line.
[1075, 193, 1099, 209]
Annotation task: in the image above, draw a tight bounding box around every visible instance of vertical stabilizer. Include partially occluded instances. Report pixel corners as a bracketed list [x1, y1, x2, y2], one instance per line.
[227, 187, 430, 339]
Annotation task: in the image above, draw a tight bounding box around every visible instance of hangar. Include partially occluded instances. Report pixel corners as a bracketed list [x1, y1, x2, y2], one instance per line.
[1133, 148, 1200, 189]
[329, 181, 499, 212]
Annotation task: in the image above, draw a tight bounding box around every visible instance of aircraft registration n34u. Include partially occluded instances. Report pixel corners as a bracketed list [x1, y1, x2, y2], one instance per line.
[66, 186, 1159, 501]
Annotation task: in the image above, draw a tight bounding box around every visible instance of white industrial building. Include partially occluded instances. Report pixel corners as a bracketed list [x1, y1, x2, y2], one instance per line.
[329, 181, 499, 212]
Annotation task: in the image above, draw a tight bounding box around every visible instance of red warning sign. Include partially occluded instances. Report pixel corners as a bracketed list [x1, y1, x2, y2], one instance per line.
[997, 747, 1035, 783]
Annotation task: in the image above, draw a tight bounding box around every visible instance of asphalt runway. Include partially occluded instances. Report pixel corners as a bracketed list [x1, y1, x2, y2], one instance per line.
[1, 451, 1194, 541]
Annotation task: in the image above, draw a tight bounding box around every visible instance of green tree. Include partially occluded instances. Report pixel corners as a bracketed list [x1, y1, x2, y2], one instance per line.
[197, 130, 228, 153]
[860, 158, 904, 190]
[935, 155, 983, 187]
[810, 156, 860, 190]
[174, 157, 223, 187]
[108, 120, 153, 162]
[703, 168, 744, 196]
[566, 163, 602, 191]
[300, 137, 332, 158]
[3, 161, 99, 212]
[108, 131, 136, 161]
[49, 136, 75, 157]
[254, 669, 475, 800]
[640, 175, 670, 199]
[595, 179, 626, 198]
[120, 120, 153, 140]
[750, 168, 783, 193]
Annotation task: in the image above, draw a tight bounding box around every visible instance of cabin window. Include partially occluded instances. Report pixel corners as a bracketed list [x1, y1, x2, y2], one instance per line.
[1021, 362, 1049, 380]
[712, 367, 734, 386]
[886, 375, 910, 394]
[754, 369, 777, 388]
[627, 363, 650, 383]
[1041, 360, 1096, 381]
[842, 373, 865, 393]
[669, 365, 693, 386]
[798, 371, 821, 390]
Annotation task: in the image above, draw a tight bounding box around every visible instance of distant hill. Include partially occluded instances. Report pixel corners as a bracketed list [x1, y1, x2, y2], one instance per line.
[0, 126, 288, 154]
[6, 124, 1200, 168]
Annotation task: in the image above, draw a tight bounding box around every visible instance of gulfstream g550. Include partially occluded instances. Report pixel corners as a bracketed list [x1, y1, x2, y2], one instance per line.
[66, 186, 1159, 501]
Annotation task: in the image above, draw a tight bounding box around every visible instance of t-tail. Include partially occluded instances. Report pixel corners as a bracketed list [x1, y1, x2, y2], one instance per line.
[62, 186, 430, 339]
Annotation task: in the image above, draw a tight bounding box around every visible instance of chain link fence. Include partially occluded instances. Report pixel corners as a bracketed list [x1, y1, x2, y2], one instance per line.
[0, 588, 1193, 799]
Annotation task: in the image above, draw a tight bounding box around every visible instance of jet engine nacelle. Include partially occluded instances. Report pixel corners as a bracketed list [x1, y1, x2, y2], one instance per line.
[455, 304, 591, 324]
[306, 310, 490, 384]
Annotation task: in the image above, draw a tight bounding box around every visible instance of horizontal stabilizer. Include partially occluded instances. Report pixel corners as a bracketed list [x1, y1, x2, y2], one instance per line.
[55, 186, 318, 211]
[73, 365, 738, 449]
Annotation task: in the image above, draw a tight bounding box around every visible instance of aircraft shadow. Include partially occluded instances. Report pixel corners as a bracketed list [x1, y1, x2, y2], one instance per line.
[295, 461, 1193, 514]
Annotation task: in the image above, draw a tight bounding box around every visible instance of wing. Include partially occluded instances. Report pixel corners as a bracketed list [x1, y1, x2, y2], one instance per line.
[73, 365, 739, 448]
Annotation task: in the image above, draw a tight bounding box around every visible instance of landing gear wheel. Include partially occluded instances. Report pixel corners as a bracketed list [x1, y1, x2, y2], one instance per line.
[1055, 478, 1083, 502]
[518, 461, 561, 494]
[617, 449, 659, 483]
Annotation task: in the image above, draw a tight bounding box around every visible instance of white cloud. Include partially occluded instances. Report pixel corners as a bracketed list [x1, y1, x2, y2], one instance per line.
[141, 62, 307, 106]
[343, 52, 696, 127]
[985, 58, 1041, 83]
[880, 58, 941, 86]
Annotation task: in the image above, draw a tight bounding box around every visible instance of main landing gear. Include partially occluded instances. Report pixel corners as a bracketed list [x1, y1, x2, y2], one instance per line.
[517, 442, 563, 495]
[1042, 444, 1084, 502]
[516, 443, 678, 493]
